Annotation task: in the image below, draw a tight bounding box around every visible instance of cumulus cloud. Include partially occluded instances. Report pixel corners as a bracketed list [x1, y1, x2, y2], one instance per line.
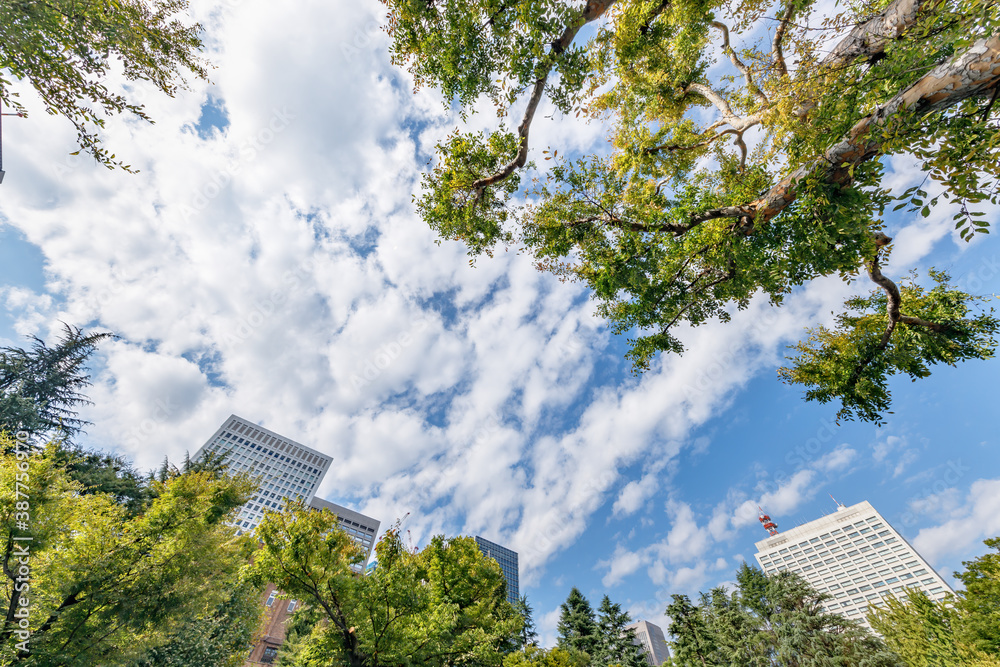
[0, 0, 993, 623]
[911, 478, 1000, 564]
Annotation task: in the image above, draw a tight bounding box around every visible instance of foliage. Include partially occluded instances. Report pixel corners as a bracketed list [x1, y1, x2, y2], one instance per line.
[248, 511, 522, 667]
[504, 645, 593, 667]
[557, 587, 600, 657]
[515, 593, 540, 649]
[382, 0, 1000, 422]
[0, 324, 113, 443]
[667, 564, 902, 666]
[50, 444, 154, 517]
[780, 270, 999, 424]
[593, 595, 647, 667]
[0, 0, 209, 169]
[0, 435, 257, 666]
[125, 578, 265, 667]
[868, 538, 1000, 666]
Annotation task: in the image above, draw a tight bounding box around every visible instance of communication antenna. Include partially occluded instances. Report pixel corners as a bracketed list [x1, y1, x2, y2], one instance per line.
[830, 493, 846, 510]
[758, 506, 779, 536]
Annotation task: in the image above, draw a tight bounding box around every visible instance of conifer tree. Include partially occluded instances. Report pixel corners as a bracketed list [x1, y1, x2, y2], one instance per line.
[515, 594, 540, 649]
[0, 324, 113, 443]
[558, 587, 600, 657]
[593, 595, 647, 667]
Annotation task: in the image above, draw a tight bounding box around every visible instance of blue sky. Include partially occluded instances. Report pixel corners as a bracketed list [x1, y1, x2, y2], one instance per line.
[1, 0, 998, 646]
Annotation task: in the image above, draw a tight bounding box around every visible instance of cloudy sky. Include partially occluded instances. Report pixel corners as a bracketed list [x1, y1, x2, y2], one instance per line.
[1, 0, 998, 645]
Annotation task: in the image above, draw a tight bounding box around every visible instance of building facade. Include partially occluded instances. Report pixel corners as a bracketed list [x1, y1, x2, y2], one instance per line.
[310, 497, 381, 572]
[626, 619, 672, 666]
[194, 416, 382, 666]
[192, 414, 333, 533]
[474, 536, 519, 605]
[754, 500, 953, 626]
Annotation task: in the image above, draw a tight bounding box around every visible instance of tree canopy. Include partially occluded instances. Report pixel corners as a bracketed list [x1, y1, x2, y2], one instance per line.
[248, 511, 522, 667]
[557, 587, 600, 656]
[0, 435, 260, 666]
[666, 563, 902, 665]
[0, 0, 209, 169]
[0, 324, 113, 442]
[868, 537, 1000, 666]
[382, 0, 1000, 423]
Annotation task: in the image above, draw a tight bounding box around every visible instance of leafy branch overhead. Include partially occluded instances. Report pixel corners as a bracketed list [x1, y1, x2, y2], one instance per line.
[382, 0, 1000, 422]
[0, 0, 209, 169]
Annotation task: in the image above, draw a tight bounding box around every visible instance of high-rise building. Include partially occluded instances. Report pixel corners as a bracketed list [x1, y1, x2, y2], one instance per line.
[192, 414, 333, 533]
[474, 536, 519, 605]
[626, 619, 672, 666]
[197, 416, 382, 667]
[753, 500, 954, 626]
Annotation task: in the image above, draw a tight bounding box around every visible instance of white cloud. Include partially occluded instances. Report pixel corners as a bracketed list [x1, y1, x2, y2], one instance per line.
[600, 545, 645, 587]
[912, 478, 1000, 564]
[816, 445, 857, 472]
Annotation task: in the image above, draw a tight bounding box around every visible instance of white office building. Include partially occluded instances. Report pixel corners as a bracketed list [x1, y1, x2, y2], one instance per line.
[754, 500, 953, 626]
[192, 414, 333, 532]
[626, 619, 671, 666]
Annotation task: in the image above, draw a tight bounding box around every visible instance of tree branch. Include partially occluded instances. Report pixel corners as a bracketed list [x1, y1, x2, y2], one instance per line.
[471, 0, 617, 192]
[753, 35, 1000, 224]
[772, 1, 796, 78]
[712, 21, 769, 106]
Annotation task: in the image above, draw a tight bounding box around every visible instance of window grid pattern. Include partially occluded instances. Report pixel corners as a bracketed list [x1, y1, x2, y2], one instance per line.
[191, 415, 333, 533]
[754, 501, 953, 628]
[474, 536, 520, 605]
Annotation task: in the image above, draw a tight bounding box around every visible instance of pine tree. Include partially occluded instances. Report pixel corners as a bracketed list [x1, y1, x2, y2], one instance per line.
[515, 594, 539, 649]
[0, 324, 114, 443]
[558, 588, 600, 657]
[666, 594, 720, 667]
[593, 595, 647, 667]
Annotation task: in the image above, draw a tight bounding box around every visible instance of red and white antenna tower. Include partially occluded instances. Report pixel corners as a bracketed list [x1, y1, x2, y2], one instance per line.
[758, 506, 779, 536]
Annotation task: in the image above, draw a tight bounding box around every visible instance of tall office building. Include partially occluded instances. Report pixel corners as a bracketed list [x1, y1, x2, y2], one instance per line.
[474, 536, 519, 605]
[626, 620, 672, 666]
[192, 414, 333, 533]
[754, 500, 953, 626]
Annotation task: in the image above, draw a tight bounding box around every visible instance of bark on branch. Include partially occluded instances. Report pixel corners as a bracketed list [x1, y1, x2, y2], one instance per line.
[753, 35, 1000, 225]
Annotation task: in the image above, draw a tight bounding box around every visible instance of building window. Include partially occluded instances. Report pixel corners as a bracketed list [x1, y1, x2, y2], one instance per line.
[288, 600, 297, 612]
[266, 591, 277, 607]
[261, 646, 279, 663]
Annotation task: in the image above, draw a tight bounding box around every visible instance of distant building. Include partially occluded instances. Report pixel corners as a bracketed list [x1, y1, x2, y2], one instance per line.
[754, 500, 954, 627]
[310, 497, 380, 572]
[245, 583, 300, 665]
[192, 414, 332, 533]
[626, 619, 672, 665]
[474, 536, 519, 605]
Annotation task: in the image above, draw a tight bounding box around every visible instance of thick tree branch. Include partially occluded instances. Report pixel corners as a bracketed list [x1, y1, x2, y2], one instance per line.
[471, 0, 617, 192]
[753, 35, 1000, 224]
[824, 0, 940, 69]
[795, 0, 941, 118]
[772, 1, 796, 78]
